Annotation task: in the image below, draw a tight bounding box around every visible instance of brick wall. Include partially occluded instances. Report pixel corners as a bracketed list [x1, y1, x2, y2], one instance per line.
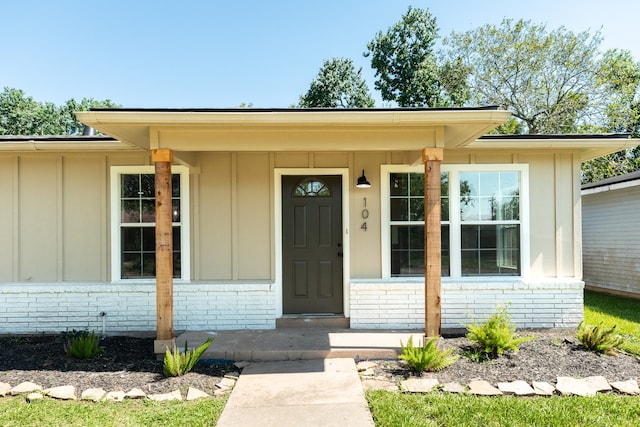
[349, 279, 584, 330]
[0, 283, 275, 334]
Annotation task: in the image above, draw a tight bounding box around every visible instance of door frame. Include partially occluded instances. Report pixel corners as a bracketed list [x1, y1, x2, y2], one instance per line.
[274, 168, 351, 318]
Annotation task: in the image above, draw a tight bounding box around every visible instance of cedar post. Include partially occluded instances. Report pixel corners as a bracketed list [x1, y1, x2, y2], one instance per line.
[423, 148, 443, 337]
[152, 149, 175, 352]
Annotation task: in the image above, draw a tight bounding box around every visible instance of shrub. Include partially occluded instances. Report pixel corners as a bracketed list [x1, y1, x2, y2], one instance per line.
[163, 338, 214, 377]
[465, 304, 536, 357]
[399, 336, 459, 373]
[577, 321, 624, 355]
[65, 330, 103, 360]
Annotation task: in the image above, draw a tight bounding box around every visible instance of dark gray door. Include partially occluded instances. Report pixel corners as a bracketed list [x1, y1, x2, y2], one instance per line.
[282, 175, 343, 314]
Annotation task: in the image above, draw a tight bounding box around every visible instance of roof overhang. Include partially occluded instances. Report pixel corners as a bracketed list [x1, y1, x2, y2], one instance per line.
[473, 134, 639, 162]
[76, 108, 512, 154]
[0, 135, 139, 152]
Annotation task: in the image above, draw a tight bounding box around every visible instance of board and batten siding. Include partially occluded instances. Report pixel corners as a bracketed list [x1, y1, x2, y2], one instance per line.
[582, 183, 640, 296]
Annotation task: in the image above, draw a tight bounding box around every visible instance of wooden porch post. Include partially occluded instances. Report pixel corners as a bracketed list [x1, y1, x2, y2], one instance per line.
[423, 148, 443, 337]
[152, 149, 175, 352]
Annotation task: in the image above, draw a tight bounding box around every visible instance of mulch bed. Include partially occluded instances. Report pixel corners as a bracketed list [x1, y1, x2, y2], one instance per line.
[0, 334, 237, 395]
[0, 329, 638, 395]
[366, 329, 640, 387]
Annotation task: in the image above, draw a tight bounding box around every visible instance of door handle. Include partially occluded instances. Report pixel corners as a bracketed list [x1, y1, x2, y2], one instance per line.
[337, 251, 343, 257]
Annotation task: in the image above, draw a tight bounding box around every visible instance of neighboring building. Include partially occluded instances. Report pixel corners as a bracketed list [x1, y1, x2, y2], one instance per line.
[0, 108, 636, 335]
[582, 171, 640, 298]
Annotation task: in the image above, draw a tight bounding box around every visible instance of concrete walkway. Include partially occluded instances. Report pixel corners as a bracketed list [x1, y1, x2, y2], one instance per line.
[176, 329, 424, 427]
[216, 358, 374, 427]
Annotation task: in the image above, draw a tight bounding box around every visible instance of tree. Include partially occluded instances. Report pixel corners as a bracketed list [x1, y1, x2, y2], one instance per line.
[298, 58, 375, 108]
[444, 19, 602, 134]
[365, 6, 469, 107]
[581, 50, 640, 183]
[0, 87, 119, 135]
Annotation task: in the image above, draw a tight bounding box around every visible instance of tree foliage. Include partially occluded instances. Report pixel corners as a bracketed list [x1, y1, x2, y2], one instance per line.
[298, 57, 374, 108]
[365, 6, 469, 107]
[0, 87, 119, 135]
[445, 19, 602, 134]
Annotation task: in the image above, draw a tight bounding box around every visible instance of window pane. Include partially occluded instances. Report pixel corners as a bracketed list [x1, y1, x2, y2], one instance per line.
[391, 225, 408, 249]
[142, 253, 155, 277]
[140, 174, 155, 197]
[390, 198, 408, 221]
[441, 225, 450, 276]
[141, 199, 155, 223]
[409, 198, 424, 221]
[409, 173, 424, 196]
[461, 225, 520, 276]
[172, 199, 181, 222]
[142, 227, 155, 251]
[172, 226, 181, 251]
[121, 228, 141, 251]
[294, 179, 330, 197]
[122, 253, 142, 278]
[121, 175, 140, 198]
[441, 198, 449, 222]
[121, 200, 140, 223]
[172, 174, 181, 197]
[390, 173, 408, 196]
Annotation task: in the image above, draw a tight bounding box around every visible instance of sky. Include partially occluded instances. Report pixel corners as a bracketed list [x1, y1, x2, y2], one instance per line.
[2, 0, 639, 109]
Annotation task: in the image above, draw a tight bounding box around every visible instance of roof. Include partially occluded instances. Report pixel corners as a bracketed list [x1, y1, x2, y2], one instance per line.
[0, 134, 134, 152]
[582, 169, 640, 190]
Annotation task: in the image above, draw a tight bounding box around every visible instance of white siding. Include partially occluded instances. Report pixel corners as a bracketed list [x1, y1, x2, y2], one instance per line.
[582, 184, 640, 295]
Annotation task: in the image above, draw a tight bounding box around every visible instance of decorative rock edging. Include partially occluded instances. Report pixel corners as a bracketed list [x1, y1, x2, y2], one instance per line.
[0, 375, 237, 403]
[357, 361, 640, 396]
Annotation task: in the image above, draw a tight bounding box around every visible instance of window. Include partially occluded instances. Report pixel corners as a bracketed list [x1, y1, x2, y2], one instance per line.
[110, 166, 190, 281]
[389, 172, 450, 276]
[382, 165, 527, 278]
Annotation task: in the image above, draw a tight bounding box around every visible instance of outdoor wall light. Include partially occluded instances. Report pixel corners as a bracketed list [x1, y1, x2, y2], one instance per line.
[356, 169, 371, 188]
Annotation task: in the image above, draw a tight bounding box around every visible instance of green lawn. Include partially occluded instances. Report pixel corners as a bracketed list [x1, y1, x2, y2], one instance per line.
[366, 391, 640, 427]
[366, 290, 640, 427]
[584, 289, 640, 355]
[0, 396, 227, 427]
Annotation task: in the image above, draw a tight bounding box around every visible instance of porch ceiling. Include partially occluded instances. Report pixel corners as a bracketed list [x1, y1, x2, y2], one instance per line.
[76, 108, 511, 153]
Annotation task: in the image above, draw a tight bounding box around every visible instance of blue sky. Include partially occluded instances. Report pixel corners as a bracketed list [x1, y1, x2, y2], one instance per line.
[3, 0, 639, 108]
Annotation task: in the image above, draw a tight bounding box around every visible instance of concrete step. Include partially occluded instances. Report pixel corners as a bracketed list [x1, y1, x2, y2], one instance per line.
[276, 316, 349, 329]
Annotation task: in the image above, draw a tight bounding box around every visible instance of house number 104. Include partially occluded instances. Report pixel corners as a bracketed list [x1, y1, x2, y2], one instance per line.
[361, 197, 369, 231]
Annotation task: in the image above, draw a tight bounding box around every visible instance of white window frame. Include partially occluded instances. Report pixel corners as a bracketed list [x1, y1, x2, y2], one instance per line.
[381, 164, 529, 279]
[110, 165, 190, 282]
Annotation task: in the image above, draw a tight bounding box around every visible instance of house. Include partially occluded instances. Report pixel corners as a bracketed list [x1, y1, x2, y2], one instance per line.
[0, 108, 636, 343]
[582, 170, 640, 298]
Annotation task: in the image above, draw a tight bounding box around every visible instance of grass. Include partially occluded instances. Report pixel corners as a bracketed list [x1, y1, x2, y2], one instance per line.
[584, 290, 640, 355]
[0, 395, 228, 427]
[366, 391, 640, 427]
[365, 290, 640, 426]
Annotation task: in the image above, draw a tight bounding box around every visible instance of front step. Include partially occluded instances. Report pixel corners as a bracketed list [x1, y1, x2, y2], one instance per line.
[276, 315, 350, 329]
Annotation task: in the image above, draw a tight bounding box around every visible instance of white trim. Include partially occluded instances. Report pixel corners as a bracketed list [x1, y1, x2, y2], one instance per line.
[110, 165, 190, 282]
[274, 168, 350, 317]
[380, 163, 530, 279]
[581, 178, 640, 195]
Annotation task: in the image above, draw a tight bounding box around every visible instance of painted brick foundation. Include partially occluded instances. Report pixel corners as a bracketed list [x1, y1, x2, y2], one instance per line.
[0, 282, 275, 334]
[349, 279, 584, 330]
[0, 279, 583, 334]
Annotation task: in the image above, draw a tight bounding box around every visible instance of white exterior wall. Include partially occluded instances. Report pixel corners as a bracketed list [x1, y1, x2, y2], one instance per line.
[582, 183, 640, 296]
[350, 279, 584, 330]
[0, 283, 275, 334]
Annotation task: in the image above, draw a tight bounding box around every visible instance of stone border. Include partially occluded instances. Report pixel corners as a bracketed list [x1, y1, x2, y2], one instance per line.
[357, 361, 640, 396]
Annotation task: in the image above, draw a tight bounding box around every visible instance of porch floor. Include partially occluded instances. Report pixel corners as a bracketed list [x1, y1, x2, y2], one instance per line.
[175, 328, 426, 362]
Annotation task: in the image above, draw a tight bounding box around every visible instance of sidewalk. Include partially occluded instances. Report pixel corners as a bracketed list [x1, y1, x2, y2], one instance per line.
[176, 328, 424, 427]
[215, 358, 375, 427]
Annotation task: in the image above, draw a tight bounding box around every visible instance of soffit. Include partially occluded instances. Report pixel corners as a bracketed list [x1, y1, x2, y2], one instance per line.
[76, 109, 512, 152]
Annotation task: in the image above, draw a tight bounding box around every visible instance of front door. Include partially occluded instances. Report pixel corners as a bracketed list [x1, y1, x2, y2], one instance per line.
[282, 175, 343, 314]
